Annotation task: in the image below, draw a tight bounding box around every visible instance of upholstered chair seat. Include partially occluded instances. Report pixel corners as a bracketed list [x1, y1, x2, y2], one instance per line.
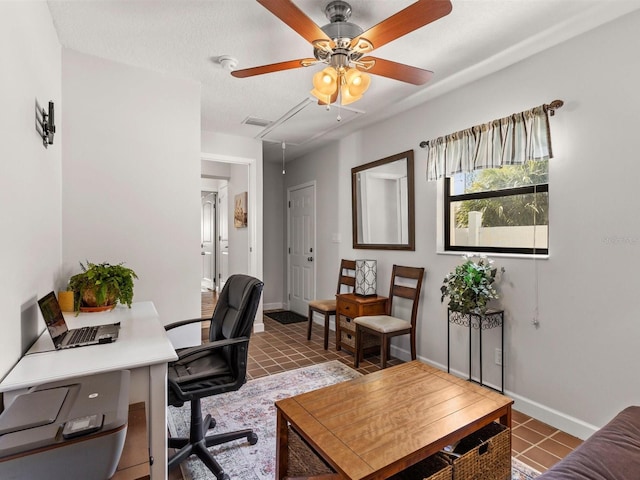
[308, 298, 336, 312]
[354, 315, 411, 334]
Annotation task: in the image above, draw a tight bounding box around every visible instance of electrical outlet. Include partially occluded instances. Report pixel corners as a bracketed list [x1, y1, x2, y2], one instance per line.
[495, 348, 502, 366]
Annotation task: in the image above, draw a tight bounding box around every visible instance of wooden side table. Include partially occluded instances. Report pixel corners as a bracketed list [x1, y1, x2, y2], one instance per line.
[335, 293, 387, 354]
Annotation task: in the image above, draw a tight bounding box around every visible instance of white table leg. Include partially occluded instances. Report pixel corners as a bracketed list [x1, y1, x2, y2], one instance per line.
[148, 362, 169, 480]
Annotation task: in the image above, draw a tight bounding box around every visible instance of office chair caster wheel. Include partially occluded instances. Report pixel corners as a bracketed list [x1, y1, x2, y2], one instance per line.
[248, 432, 258, 445]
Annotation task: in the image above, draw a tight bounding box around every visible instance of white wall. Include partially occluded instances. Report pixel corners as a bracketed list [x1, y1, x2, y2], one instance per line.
[227, 163, 250, 275]
[263, 161, 285, 309]
[201, 177, 224, 191]
[0, 2, 62, 378]
[201, 159, 231, 179]
[290, 9, 640, 438]
[61, 50, 202, 345]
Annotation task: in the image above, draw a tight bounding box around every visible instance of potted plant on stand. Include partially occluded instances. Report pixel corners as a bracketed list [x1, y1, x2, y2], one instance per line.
[440, 255, 504, 317]
[441, 255, 506, 392]
[68, 261, 138, 313]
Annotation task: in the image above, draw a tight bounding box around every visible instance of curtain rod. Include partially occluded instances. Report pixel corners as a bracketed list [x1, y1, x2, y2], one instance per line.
[418, 99, 564, 149]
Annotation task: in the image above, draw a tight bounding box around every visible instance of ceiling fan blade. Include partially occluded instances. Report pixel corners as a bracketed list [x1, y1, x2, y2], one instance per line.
[361, 57, 433, 85]
[257, 0, 330, 44]
[231, 59, 316, 78]
[354, 0, 452, 51]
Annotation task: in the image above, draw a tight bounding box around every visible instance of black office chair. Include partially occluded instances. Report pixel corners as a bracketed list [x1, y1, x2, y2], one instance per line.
[165, 274, 264, 480]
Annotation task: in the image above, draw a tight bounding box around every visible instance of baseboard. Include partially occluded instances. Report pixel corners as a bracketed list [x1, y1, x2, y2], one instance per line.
[263, 302, 285, 311]
[390, 345, 599, 440]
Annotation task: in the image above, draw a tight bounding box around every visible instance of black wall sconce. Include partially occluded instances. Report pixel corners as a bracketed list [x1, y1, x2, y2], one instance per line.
[36, 100, 56, 148]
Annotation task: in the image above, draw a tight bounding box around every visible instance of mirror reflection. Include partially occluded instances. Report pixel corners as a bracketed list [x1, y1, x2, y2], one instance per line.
[352, 150, 415, 250]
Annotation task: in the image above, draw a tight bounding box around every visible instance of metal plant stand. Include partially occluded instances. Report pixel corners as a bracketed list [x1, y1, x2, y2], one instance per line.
[447, 308, 504, 394]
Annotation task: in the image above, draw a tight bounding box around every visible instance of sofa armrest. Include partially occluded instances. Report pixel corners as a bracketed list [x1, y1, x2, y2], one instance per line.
[537, 406, 640, 480]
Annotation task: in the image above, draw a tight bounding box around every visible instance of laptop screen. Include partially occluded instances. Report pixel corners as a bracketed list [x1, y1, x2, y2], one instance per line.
[37, 291, 69, 346]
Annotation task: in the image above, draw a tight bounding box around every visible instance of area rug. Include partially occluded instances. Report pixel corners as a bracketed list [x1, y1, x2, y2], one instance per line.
[167, 361, 541, 480]
[512, 457, 541, 479]
[167, 361, 361, 480]
[264, 309, 307, 325]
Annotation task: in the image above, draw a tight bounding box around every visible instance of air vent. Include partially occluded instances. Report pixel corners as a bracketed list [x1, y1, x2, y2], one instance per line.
[242, 116, 272, 128]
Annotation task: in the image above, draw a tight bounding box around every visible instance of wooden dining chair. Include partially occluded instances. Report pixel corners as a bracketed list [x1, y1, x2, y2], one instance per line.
[307, 259, 356, 349]
[354, 265, 425, 368]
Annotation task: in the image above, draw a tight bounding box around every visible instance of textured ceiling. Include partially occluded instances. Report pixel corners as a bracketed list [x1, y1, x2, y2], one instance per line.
[47, 0, 640, 162]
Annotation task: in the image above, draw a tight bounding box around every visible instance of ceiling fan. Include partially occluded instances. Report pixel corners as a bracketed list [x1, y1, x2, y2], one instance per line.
[231, 0, 453, 106]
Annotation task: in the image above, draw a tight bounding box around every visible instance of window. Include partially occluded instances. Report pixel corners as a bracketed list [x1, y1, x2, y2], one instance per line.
[444, 160, 548, 255]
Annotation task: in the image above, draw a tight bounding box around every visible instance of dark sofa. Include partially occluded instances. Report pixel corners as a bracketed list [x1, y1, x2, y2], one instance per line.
[537, 406, 640, 479]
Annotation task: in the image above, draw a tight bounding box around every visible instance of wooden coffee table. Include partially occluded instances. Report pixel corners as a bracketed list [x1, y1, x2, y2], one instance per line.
[275, 360, 513, 480]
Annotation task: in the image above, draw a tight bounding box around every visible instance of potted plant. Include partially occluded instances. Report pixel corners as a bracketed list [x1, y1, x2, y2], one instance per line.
[440, 255, 504, 316]
[68, 261, 138, 313]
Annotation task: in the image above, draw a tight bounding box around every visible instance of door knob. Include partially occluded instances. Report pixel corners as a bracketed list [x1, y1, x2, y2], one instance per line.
[308, 256, 313, 261]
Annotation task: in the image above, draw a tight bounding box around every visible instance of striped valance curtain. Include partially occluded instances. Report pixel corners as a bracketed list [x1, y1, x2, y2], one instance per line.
[426, 104, 553, 181]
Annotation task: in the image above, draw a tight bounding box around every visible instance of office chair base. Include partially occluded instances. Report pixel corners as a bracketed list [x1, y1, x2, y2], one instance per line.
[168, 398, 258, 480]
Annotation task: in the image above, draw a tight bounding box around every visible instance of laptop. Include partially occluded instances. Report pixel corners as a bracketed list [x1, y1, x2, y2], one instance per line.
[37, 291, 120, 349]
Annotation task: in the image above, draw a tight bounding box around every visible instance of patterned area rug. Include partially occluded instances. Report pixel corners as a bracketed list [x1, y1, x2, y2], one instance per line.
[263, 310, 307, 325]
[513, 457, 541, 479]
[167, 361, 541, 480]
[168, 361, 361, 479]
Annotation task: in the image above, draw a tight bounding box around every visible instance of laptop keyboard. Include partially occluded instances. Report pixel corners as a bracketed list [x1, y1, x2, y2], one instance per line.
[67, 327, 98, 345]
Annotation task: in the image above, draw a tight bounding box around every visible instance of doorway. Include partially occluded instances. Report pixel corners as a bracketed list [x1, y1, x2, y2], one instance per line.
[201, 191, 216, 292]
[287, 182, 316, 315]
[201, 156, 261, 328]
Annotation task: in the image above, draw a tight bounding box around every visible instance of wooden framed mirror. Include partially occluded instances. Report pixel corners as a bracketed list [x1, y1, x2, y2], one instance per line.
[351, 150, 415, 250]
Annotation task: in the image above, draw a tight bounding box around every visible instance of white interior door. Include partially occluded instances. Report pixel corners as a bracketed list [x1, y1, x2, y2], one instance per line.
[288, 183, 315, 315]
[201, 191, 216, 290]
[218, 183, 229, 292]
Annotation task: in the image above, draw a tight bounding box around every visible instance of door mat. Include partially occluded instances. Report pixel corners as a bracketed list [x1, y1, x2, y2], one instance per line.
[265, 310, 307, 325]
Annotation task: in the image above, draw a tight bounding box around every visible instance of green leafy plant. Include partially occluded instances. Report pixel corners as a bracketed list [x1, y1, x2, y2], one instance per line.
[68, 261, 138, 312]
[440, 255, 504, 315]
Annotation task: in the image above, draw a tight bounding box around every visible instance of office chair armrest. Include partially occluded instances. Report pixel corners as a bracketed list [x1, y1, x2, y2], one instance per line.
[176, 336, 249, 361]
[164, 317, 206, 331]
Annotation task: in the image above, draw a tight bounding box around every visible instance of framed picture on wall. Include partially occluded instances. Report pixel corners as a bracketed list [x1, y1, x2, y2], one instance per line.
[234, 192, 248, 228]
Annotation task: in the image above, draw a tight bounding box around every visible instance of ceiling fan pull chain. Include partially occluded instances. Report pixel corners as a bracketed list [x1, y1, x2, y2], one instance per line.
[336, 78, 342, 121]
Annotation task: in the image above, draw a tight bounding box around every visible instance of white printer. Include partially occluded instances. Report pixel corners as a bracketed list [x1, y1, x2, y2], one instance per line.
[0, 370, 130, 479]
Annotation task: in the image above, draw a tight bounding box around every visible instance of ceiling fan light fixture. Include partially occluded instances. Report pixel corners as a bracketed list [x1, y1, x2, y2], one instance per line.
[310, 66, 370, 106]
[344, 68, 370, 96]
[311, 67, 339, 102]
[339, 87, 361, 106]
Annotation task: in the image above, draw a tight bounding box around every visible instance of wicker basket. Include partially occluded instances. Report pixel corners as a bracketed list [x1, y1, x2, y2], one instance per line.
[286, 427, 335, 477]
[287, 427, 451, 480]
[339, 315, 379, 350]
[446, 422, 511, 480]
[389, 453, 452, 480]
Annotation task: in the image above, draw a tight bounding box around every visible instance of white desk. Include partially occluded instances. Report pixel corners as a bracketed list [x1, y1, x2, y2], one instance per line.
[0, 301, 178, 480]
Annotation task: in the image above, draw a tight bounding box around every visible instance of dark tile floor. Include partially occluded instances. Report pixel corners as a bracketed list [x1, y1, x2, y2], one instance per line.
[197, 290, 582, 475]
